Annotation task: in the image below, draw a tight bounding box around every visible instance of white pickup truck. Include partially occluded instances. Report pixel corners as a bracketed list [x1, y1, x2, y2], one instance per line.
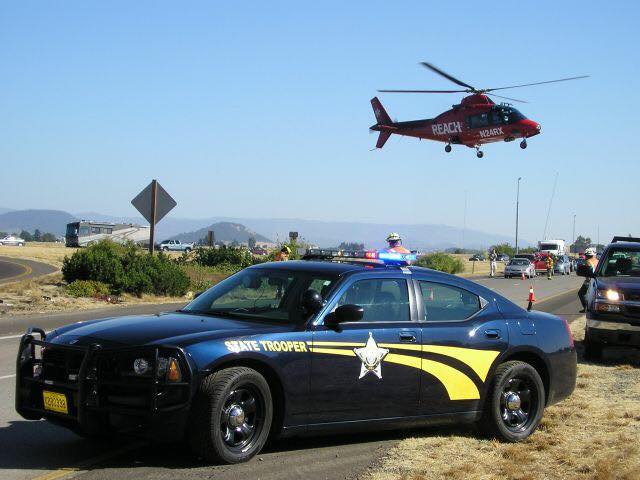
[158, 239, 194, 252]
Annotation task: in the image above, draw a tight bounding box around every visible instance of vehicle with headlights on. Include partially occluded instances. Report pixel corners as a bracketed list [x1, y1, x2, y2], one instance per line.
[577, 236, 640, 359]
[16, 249, 576, 464]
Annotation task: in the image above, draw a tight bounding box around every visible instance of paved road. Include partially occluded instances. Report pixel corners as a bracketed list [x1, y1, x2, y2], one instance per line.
[0, 256, 58, 285]
[0, 276, 583, 480]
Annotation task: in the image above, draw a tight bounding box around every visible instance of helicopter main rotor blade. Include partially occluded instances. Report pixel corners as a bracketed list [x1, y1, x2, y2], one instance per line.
[486, 75, 589, 92]
[486, 93, 529, 104]
[378, 89, 468, 93]
[420, 62, 476, 90]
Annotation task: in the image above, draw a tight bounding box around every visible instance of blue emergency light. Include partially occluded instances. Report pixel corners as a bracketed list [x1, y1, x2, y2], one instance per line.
[303, 249, 417, 266]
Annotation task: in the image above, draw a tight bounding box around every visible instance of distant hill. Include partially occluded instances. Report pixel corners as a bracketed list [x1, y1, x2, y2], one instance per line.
[0, 209, 77, 235]
[170, 222, 272, 244]
[0, 207, 14, 215]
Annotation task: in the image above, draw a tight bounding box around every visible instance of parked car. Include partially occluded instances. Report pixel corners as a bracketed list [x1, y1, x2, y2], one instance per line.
[251, 247, 268, 256]
[469, 254, 485, 261]
[0, 235, 26, 247]
[15, 250, 576, 463]
[159, 239, 194, 252]
[504, 258, 535, 278]
[578, 236, 640, 359]
[533, 253, 552, 275]
[497, 254, 510, 262]
[554, 255, 571, 275]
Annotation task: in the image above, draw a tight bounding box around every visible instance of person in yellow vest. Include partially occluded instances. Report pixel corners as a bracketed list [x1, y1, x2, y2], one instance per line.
[275, 245, 291, 261]
[546, 254, 554, 280]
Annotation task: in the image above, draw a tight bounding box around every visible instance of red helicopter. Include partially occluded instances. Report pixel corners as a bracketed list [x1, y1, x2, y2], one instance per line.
[370, 62, 588, 157]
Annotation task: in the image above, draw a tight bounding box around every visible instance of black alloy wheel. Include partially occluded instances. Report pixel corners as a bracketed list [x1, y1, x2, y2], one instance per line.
[188, 367, 273, 463]
[480, 360, 545, 442]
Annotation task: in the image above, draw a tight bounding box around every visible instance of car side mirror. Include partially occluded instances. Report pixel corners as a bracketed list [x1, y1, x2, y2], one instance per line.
[301, 289, 324, 314]
[325, 304, 364, 327]
[576, 264, 594, 278]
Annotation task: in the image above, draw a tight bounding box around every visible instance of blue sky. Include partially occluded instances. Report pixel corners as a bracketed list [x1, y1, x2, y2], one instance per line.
[2, 1, 638, 245]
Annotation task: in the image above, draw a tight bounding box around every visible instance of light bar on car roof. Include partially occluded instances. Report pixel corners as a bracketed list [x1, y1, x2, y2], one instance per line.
[303, 249, 417, 265]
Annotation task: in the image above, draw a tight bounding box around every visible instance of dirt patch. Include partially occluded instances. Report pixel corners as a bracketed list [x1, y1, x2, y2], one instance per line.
[0, 273, 187, 316]
[0, 242, 73, 269]
[362, 317, 640, 480]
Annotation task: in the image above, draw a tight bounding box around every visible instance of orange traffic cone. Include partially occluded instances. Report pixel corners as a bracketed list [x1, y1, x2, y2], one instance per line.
[521, 271, 526, 281]
[527, 286, 536, 311]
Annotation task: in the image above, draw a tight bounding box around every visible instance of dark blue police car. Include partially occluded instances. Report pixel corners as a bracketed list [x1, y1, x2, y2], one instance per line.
[16, 250, 576, 463]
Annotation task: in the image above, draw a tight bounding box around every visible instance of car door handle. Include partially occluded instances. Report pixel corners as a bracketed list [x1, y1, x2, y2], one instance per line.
[484, 329, 501, 339]
[399, 331, 417, 343]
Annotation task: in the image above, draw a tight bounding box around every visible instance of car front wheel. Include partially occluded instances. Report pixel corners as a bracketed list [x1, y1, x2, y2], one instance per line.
[479, 360, 545, 442]
[188, 367, 273, 464]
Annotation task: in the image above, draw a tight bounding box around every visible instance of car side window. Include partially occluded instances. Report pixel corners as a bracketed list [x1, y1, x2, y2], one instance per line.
[419, 281, 481, 322]
[336, 278, 409, 322]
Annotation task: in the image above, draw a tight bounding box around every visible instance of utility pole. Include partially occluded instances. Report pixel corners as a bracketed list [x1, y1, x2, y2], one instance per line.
[462, 190, 467, 252]
[572, 214, 576, 250]
[515, 177, 522, 254]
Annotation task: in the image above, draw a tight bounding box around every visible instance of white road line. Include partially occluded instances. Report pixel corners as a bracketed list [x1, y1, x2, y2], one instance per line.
[0, 334, 23, 341]
[0, 374, 16, 380]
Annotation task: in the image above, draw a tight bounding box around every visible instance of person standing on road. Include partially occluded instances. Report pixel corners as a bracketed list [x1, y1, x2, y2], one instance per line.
[489, 249, 498, 277]
[385, 232, 411, 254]
[275, 245, 291, 261]
[546, 254, 554, 280]
[578, 247, 599, 312]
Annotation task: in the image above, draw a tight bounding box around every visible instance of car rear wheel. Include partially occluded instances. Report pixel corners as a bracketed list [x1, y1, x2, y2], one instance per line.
[479, 361, 545, 442]
[188, 367, 273, 464]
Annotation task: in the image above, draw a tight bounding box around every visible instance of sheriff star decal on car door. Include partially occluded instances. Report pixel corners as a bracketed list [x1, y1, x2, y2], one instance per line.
[354, 332, 389, 379]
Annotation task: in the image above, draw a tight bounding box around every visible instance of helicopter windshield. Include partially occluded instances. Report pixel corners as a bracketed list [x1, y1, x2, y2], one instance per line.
[491, 106, 526, 125]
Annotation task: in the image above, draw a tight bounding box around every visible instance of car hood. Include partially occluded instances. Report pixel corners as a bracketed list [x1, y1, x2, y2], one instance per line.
[49, 312, 293, 348]
[596, 277, 640, 293]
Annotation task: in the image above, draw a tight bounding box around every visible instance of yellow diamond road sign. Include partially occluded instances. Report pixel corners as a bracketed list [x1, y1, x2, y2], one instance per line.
[131, 181, 176, 225]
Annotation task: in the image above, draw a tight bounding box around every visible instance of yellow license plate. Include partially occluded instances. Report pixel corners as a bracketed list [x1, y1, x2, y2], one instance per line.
[43, 390, 68, 414]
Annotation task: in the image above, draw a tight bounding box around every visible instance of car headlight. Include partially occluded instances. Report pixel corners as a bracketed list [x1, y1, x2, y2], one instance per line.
[597, 289, 622, 301]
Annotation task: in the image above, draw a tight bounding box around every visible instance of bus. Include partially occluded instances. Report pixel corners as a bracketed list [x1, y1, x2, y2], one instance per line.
[65, 221, 150, 247]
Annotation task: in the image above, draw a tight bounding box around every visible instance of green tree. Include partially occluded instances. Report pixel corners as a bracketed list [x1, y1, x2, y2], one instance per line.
[20, 230, 33, 241]
[490, 243, 516, 257]
[248, 236, 257, 249]
[572, 235, 592, 253]
[338, 242, 365, 251]
[416, 253, 464, 274]
[42, 232, 57, 242]
[33, 229, 42, 241]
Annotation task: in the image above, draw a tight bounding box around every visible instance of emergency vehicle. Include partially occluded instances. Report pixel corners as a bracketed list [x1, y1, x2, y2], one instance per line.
[16, 249, 576, 463]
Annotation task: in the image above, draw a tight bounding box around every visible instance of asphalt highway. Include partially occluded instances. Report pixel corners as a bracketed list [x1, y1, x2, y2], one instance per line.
[0, 275, 583, 480]
[0, 256, 58, 285]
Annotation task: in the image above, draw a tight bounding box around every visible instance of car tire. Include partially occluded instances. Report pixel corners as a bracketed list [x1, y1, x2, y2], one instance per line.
[162, 247, 169, 252]
[185, 247, 192, 253]
[187, 367, 273, 464]
[479, 360, 545, 442]
[584, 334, 603, 361]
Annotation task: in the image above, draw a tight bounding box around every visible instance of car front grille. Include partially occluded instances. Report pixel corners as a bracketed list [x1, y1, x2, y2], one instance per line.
[42, 347, 86, 383]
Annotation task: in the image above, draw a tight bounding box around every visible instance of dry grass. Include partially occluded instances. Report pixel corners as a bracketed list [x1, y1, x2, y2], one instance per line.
[0, 273, 186, 315]
[0, 243, 187, 315]
[0, 241, 74, 268]
[450, 254, 507, 277]
[362, 317, 640, 480]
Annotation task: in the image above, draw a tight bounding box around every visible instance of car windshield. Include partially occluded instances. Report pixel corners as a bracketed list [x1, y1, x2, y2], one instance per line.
[509, 259, 529, 266]
[182, 268, 338, 323]
[598, 248, 640, 277]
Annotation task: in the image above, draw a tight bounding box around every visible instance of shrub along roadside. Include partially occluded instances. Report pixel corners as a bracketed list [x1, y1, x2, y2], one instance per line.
[416, 252, 465, 274]
[65, 280, 110, 298]
[62, 241, 190, 297]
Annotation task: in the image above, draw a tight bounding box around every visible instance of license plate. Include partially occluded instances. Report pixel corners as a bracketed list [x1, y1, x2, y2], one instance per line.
[43, 390, 68, 414]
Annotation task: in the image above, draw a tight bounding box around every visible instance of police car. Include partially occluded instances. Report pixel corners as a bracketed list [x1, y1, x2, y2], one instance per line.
[15, 250, 576, 464]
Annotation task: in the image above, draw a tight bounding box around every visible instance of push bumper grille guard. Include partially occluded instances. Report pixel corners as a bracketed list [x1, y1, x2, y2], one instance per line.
[15, 327, 195, 427]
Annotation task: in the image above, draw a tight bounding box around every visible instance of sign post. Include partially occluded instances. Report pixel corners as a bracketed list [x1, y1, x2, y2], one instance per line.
[131, 179, 177, 254]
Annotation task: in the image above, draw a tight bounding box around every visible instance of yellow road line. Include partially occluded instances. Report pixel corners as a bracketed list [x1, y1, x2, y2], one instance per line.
[30, 442, 144, 480]
[0, 257, 33, 283]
